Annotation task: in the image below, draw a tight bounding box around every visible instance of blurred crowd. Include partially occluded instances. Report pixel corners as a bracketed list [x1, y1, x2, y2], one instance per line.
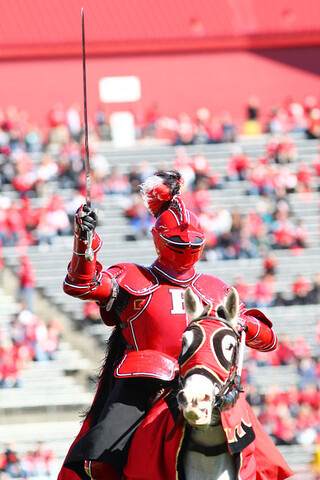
[0, 95, 320, 476]
[243, 323, 320, 448]
[232, 264, 320, 310]
[0, 96, 320, 253]
[0, 442, 54, 479]
[0, 302, 63, 388]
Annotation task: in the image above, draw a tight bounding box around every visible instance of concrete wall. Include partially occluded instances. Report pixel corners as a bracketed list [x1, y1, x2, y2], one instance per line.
[1, 46, 319, 129]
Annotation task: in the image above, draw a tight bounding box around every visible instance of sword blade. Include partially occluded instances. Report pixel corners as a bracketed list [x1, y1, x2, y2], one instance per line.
[81, 8, 94, 262]
[81, 7, 91, 208]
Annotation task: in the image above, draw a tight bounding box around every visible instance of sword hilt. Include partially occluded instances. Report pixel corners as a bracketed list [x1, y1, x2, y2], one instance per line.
[78, 205, 96, 262]
[85, 230, 94, 262]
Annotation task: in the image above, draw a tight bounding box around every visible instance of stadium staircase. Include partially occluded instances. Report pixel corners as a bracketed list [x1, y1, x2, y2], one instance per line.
[1, 135, 319, 478]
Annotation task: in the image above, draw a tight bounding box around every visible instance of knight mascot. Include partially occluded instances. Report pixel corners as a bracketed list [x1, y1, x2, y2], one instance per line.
[58, 170, 293, 480]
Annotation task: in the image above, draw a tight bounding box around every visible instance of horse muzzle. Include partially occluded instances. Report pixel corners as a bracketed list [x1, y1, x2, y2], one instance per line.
[182, 403, 212, 426]
[177, 374, 216, 426]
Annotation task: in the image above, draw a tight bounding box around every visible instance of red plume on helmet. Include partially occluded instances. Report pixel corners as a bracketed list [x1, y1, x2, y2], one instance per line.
[140, 170, 183, 218]
[141, 170, 205, 274]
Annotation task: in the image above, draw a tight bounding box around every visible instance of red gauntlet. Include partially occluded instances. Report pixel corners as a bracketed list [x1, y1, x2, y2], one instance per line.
[63, 231, 113, 302]
[67, 230, 102, 284]
[239, 308, 277, 352]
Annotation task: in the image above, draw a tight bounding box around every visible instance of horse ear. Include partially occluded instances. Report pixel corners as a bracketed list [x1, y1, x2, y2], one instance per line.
[184, 287, 204, 320]
[225, 287, 239, 327]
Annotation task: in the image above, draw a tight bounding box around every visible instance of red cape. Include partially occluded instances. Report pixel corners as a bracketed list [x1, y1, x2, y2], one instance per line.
[58, 391, 294, 480]
[123, 394, 294, 480]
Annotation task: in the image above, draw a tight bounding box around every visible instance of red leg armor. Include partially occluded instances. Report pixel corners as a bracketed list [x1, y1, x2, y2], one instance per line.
[84, 460, 119, 480]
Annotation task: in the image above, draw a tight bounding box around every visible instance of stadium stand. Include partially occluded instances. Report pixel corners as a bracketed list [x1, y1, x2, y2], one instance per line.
[1, 132, 319, 479]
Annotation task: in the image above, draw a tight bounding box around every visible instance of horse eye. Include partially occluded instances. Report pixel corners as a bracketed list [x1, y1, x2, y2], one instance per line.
[221, 335, 236, 363]
[181, 330, 194, 356]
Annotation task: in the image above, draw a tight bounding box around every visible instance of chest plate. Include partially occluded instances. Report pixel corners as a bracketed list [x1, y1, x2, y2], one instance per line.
[120, 285, 190, 359]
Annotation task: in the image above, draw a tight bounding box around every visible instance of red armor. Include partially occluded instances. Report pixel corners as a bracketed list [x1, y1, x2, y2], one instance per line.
[60, 173, 279, 480]
[63, 233, 277, 381]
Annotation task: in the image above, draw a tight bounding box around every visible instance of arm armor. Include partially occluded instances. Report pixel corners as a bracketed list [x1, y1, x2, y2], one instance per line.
[239, 308, 277, 352]
[63, 230, 113, 303]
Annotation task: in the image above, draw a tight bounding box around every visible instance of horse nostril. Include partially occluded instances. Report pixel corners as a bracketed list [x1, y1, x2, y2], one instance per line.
[177, 390, 187, 406]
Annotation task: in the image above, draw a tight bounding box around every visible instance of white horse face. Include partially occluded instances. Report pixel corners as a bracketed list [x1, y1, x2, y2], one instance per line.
[177, 287, 239, 427]
[177, 373, 218, 426]
[177, 320, 237, 426]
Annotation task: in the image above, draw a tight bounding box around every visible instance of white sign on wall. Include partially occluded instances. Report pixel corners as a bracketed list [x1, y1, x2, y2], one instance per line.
[110, 111, 135, 147]
[99, 76, 141, 103]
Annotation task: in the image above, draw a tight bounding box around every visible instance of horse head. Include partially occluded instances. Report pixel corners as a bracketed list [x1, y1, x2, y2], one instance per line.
[177, 287, 241, 427]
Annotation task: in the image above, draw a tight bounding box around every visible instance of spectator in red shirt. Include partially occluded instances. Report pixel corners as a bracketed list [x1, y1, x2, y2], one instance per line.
[32, 442, 55, 476]
[0, 340, 21, 388]
[16, 255, 35, 312]
[208, 116, 224, 143]
[11, 152, 37, 196]
[276, 134, 298, 164]
[172, 148, 195, 190]
[291, 274, 312, 305]
[233, 274, 254, 308]
[311, 146, 320, 179]
[253, 273, 275, 308]
[83, 301, 101, 327]
[263, 251, 278, 276]
[0, 238, 3, 284]
[174, 112, 196, 145]
[274, 334, 296, 366]
[189, 177, 211, 213]
[226, 145, 252, 181]
[296, 162, 315, 193]
[194, 108, 211, 144]
[273, 405, 297, 445]
[6, 200, 28, 246]
[197, 209, 218, 255]
[271, 216, 296, 249]
[299, 383, 320, 411]
[191, 152, 222, 189]
[293, 335, 311, 363]
[19, 197, 40, 245]
[284, 384, 301, 414]
[47, 102, 69, 144]
[293, 218, 310, 249]
[273, 166, 297, 195]
[306, 107, 320, 139]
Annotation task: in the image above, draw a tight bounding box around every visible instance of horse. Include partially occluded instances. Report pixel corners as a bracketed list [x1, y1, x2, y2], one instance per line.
[176, 286, 245, 480]
[123, 286, 250, 480]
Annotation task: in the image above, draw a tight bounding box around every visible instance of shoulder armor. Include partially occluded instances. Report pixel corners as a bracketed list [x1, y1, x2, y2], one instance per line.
[191, 274, 231, 307]
[107, 263, 160, 296]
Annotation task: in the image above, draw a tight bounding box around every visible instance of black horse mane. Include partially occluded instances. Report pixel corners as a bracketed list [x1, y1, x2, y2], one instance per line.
[82, 322, 125, 426]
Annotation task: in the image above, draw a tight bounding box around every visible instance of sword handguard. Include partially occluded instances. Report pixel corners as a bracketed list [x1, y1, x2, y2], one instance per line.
[85, 230, 94, 262]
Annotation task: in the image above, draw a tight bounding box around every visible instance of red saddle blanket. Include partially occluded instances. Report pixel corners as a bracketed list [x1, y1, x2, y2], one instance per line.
[123, 393, 294, 480]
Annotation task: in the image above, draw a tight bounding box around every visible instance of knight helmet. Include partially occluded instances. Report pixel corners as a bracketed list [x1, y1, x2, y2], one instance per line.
[140, 170, 205, 273]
